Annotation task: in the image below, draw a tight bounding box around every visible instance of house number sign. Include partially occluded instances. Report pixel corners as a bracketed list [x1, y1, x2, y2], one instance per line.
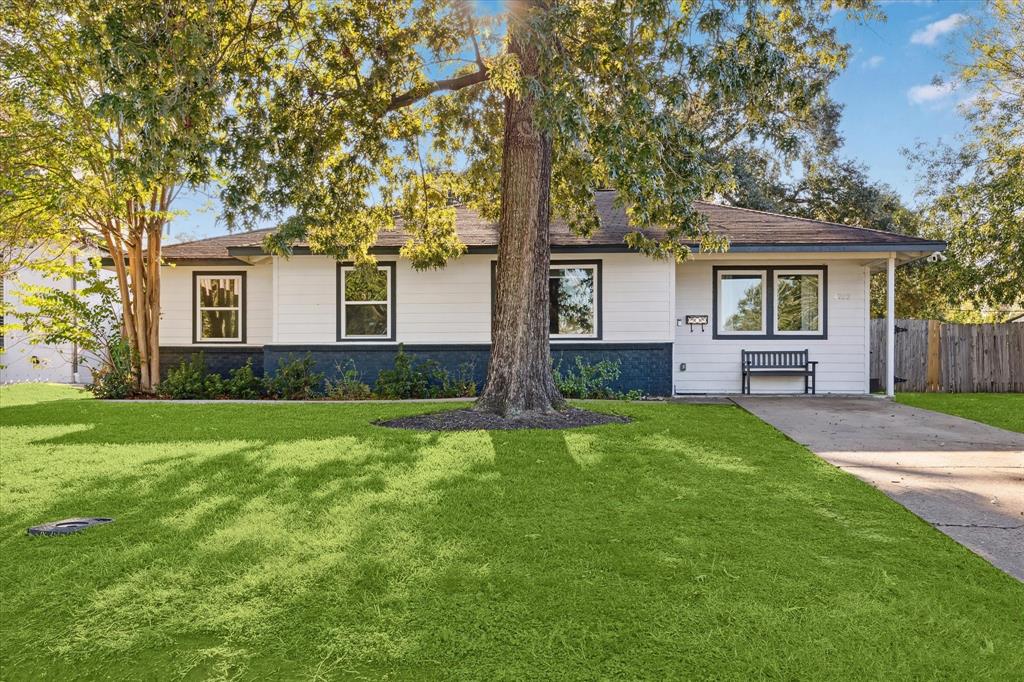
[685, 315, 708, 332]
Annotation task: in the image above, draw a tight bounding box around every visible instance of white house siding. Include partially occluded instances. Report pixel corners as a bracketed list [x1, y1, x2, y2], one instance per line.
[673, 258, 871, 394]
[269, 252, 674, 345]
[1, 252, 112, 384]
[159, 262, 273, 346]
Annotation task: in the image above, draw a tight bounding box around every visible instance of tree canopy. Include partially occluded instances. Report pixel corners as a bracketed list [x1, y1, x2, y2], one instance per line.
[907, 0, 1023, 314]
[221, 0, 875, 265]
[1, 0, 283, 389]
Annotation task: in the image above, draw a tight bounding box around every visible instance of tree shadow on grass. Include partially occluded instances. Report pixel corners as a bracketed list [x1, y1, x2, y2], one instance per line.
[0, 398, 469, 446]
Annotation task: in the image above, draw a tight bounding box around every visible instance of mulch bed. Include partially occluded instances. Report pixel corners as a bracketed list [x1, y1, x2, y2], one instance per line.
[377, 407, 631, 431]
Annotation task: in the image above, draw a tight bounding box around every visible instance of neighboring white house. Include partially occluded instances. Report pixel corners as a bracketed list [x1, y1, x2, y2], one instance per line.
[151, 192, 945, 395]
[1, 253, 98, 384]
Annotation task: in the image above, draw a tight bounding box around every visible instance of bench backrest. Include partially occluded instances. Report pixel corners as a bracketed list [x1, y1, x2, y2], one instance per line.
[742, 349, 809, 368]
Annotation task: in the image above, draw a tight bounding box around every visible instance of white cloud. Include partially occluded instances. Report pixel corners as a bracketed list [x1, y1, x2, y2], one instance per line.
[907, 82, 956, 104]
[910, 14, 967, 45]
[863, 55, 885, 69]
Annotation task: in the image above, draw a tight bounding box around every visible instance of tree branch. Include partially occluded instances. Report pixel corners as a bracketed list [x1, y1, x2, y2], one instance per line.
[386, 67, 489, 112]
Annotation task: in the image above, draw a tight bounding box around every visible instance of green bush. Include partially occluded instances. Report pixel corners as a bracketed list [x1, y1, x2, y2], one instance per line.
[325, 360, 373, 400]
[375, 345, 477, 399]
[88, 337, 136, 399]
[436, 362, 478, 398]
[553, 357, 623, 399]
[159, 353, 215, 399]
[265, 353, 324, 400]
[375, 346, 430, 399]
[225, 360, 264, 399]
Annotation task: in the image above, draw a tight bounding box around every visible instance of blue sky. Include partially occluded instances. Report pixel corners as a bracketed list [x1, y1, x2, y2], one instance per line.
[170, 0, 981, 242]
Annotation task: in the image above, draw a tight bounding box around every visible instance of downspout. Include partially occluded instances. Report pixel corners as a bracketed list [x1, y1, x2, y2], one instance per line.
[71, 252, 79, 384]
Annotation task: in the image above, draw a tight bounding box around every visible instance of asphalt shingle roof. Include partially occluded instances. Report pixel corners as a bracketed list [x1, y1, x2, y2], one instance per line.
[163, 191, 943, 261]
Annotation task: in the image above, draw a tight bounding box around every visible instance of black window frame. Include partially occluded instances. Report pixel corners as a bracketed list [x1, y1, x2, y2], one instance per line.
[192, 271, 247, 344]
[712, 265, 828, 340]
[335, 261, 397, 343]
[490, 259, 603, 341]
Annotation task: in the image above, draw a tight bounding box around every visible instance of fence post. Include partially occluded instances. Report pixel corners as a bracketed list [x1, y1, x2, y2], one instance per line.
[926, 320, 941, 392]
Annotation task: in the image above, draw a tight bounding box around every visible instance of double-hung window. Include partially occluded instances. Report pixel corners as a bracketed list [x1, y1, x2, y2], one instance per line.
[714, 266, 826, 339]
[194, 273, 245, 343]
[338, 264, 394, 340]
[549, 263, 600, 339]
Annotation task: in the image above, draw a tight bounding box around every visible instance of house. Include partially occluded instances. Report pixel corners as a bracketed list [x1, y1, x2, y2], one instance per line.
[1, 251, 108, 385]
[156, 192, 945, 395]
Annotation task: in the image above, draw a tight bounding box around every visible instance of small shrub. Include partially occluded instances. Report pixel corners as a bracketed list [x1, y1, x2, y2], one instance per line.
[436, 362, 478, 398]
[375, 345, 431, 399]
[225, 359, 264, 399]
[159, 353, 214, 399]
[375, 346, 477, 399]
[89, 337, 135, 399]
[325, 360, 373, 400]
[265, 353, 324, 400]
[553, 357, 622, 399]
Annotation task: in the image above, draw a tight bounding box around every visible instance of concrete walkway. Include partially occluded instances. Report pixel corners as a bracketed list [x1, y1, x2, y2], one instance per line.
[733, 396, 1024, 581]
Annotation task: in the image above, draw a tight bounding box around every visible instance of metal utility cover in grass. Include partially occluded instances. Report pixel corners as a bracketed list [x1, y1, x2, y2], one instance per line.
[27, 517, 114, 536]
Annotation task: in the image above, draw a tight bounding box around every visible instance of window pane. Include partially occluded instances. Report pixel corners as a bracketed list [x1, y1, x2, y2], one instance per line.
[346, 304, 388, 336]
[199, 277, 240, 308]
[720, 274, 763, 332]
[201, 310, 239, 339]
[549, 267, 595, 336]
[776, 274, 820, 332]
[345, 268, 388, 302]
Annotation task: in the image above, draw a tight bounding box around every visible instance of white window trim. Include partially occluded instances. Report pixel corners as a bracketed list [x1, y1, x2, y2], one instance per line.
[716, 269, 767, 336]
[196, 274, 243, 343]
[772, 269, 824, 336]
[550, 264, 599, 340]
[340, 265, 392, 339]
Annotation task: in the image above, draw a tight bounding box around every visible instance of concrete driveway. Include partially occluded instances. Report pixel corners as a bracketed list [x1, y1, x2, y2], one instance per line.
[733, 396, 1024, 581]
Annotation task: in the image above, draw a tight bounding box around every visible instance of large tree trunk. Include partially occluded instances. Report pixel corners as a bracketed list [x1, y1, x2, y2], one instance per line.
[475, 10, 564, 417]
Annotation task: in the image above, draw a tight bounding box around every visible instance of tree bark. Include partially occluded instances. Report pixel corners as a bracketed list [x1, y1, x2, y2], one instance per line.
[475, 7, 564, 417]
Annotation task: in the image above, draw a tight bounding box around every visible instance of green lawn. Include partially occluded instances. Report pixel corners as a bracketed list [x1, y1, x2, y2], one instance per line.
[896, 392, 1024, 433]
[2, 385, 1022, 680]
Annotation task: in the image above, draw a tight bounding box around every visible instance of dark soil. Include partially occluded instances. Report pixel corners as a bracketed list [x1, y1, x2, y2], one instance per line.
[377, 407, 630, 431]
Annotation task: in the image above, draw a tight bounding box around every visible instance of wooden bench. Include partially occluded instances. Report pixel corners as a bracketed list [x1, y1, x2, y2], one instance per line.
[741, 350, 817, 395]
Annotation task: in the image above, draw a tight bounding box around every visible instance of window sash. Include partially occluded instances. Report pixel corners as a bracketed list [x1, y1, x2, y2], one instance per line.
[196, 275, 243, 342]
[773, 270, 823, 336]
[340, 266, 391, 338]
[716, 270, 767, 335]
[550, 265, 598, 339]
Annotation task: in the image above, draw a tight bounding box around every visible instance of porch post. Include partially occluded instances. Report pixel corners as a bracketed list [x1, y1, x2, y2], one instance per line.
[886, 254, 896, 398]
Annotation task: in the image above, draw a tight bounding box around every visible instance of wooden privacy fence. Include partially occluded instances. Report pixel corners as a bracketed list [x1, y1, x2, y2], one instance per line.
[870, 319, 1024, 392]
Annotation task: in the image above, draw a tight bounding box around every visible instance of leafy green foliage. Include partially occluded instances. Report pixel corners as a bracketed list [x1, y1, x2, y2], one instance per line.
[553, 358, 625, 399]
[221, 0, 876, 266]
[3, 257, 135, 378]
[159, 354, 218, 400]
[225, 360, 265, 400]
[325, 361, 374, 401]
[374, 345, 477, 399]
[904, 0, 1023, 314]
[264, 354, 325, 400]
[159, 354, 267, 400]
[87, 336, 136, 399]
[1, 0, 283, 389]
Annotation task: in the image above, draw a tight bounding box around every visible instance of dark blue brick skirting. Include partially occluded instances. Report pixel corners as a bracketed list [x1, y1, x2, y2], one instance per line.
[160, 342, 673, 396]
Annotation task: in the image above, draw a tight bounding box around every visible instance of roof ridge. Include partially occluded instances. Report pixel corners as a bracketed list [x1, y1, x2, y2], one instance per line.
[166, 226, 275, 249]
[693, 199, 931, 241]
